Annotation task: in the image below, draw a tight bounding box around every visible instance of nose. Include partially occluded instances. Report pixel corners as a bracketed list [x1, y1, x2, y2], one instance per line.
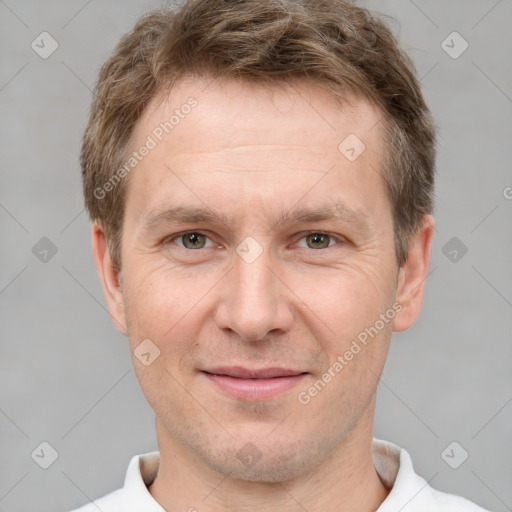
[214, 242, 294, 342]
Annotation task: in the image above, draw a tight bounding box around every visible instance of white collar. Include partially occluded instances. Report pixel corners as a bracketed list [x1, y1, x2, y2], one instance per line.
[118, 438, 479, 511]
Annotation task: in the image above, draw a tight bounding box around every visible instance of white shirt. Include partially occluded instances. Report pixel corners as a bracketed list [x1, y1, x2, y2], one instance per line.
[70, 438, 490, 511]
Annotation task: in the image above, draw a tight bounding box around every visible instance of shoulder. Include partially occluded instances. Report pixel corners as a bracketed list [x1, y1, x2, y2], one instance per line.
[66, 451, 163, 512]
[429, 488, 490, 511]
[373, 438, 491, 512]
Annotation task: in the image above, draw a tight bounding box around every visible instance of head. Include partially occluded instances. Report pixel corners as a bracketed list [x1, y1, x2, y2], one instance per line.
[84, 0, 435, 482]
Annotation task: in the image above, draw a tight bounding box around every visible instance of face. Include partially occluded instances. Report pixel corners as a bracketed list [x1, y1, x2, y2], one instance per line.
[94, 76, 432, 482]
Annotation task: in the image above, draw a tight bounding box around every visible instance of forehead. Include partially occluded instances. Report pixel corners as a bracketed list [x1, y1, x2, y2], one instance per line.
[136, 75, 384, 153]
[124, 75, 388, 225]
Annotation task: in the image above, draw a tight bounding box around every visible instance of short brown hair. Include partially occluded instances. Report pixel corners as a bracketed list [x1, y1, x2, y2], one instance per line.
[81, 0, 436, 269]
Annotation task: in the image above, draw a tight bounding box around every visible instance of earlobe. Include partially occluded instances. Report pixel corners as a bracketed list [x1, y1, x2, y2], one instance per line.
[91, 222, 128, 336]
[392, 215, 435, 332]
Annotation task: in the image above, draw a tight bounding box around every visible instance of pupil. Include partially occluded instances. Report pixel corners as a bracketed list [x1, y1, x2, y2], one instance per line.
[187, 233, 203, 248]
[309, 233, 328, 249]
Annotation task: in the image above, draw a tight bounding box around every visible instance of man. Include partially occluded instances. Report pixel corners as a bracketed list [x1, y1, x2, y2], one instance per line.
[72, 0, 490, 510]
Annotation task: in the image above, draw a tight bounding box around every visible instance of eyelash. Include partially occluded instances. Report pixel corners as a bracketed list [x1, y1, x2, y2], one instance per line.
[166, 231, 345, 251]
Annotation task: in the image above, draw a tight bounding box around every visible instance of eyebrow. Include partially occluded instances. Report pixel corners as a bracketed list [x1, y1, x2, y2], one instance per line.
[271, 202, 369, 229]
[143, 206, 231, 232]
[142, 201, 371, 234]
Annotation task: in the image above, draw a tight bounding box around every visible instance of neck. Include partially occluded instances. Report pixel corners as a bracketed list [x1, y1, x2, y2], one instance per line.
[149, 400, 389, 512]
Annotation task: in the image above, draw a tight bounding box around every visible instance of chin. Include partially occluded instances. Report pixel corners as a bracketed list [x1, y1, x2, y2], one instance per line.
[196, 434, 330, 483]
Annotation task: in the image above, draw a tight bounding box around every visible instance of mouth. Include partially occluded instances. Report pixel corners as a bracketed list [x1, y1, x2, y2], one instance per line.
[201, 366, 309, 401]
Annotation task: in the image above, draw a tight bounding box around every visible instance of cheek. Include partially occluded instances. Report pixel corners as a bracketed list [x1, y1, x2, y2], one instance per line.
[125, 259, 195, 317]
[294, 263, 395, 337]
[122, 260, 213, 356]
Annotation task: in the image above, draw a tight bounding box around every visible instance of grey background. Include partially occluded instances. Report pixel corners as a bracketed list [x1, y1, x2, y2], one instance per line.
[1, 0, 511, 511]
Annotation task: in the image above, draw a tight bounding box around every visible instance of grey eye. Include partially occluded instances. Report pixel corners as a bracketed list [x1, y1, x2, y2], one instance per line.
[181, 232, 207, 249]
[305, 233, 332, 249]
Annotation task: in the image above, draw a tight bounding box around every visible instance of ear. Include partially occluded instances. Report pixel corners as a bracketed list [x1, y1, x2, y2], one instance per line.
[392, 215, 435, 332]
[91, 221, 128, 336]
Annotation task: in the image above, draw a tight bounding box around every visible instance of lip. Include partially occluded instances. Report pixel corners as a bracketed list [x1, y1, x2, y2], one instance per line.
[202, 367, 308, 401]
[204, 366, 305, 379]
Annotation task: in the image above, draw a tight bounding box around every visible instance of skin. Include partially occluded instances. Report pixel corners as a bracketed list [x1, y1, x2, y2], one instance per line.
[93, 76, 434, 512]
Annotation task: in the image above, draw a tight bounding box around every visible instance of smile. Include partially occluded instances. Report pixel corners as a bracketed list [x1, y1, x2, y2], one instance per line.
[202, 367, 309, 401]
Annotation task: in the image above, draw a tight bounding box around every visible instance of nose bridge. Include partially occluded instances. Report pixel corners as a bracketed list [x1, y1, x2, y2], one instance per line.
[215, 237, 293, 341]
[234, 242, 274, 305]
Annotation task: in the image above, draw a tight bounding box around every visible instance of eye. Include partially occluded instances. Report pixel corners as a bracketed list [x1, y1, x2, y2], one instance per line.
[296, 232, 341, 250]
[170, 231, 215, 250]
